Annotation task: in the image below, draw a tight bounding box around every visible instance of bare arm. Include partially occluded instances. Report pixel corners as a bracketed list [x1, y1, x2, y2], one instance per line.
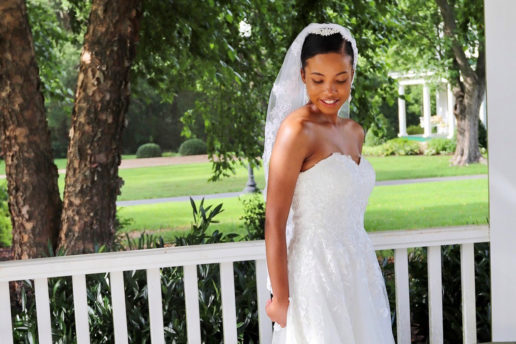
[264, 116, 311, 326]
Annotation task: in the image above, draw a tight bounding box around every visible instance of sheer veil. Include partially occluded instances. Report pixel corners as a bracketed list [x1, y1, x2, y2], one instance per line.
[262, 23, 358, 293]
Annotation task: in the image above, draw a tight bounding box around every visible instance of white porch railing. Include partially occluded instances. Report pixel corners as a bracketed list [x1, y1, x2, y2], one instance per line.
[0, 224, 489, 344]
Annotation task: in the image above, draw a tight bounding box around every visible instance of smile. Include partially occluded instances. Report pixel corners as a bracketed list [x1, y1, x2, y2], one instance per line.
[320, 98, 339, 106]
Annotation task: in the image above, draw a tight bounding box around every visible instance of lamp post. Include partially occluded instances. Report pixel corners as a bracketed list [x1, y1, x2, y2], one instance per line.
[242, 162, 259, 193]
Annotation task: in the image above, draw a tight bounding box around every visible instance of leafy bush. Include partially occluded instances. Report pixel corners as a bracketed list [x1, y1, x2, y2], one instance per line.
[424, 138, 456, 156]
[365, 127, 384, 146]
[407, 124, 424, 135]
[361, 144, 387, 157]
[382, 138, 421, 156]
[0, 182, 12, 247]
[364, 114, 395, 147]
[135, 143, 162, 158]
[178, 138, 207, 156]
[239, 194, 265, 241]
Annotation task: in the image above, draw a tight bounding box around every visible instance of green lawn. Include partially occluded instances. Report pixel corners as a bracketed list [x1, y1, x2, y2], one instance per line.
[89, 155, 490, 201]
[116, 154, 488, 201]
[0, 154, 489, 246]
[2, 154, 488, 202]
[118, 177, 488, 243]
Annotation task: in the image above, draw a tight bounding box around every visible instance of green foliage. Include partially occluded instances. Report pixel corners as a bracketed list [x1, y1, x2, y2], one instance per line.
[365, 127, 384, 147]
[123, 82, 194, 154]
[178, 138, 207, 156]
[383, 138, 421, 156]
[239, 194, 265, 241]
[0, 182, 12, 247]
[363, 138, 421, 156]
[424, 138, 456, 155]
[380, 243, 491, 343]
[135, 143, 162, 158]
[478, 119, 487, 149]
[407, 124, 424, 135]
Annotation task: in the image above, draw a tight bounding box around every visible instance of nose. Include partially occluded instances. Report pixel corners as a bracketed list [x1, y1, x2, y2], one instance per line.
[325, 82, 337, 94]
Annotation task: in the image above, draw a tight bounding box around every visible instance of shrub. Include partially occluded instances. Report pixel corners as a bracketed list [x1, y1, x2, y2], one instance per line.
[364, 114, 395, 147]
[406, 124, 424, 135]
[0, 182, 11, 247]
[382, 138, 421, 156]
[178, 138, 207, 156]
[424, 138, 456, 156]
[365, 127, 384, 147]
[361, 144, 387, 157]
[239, 193, 265, 241]
[135, 143, 161, 158]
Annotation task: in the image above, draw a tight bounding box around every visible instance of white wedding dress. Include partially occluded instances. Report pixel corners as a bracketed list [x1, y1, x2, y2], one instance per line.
[270, 152, 395, 344]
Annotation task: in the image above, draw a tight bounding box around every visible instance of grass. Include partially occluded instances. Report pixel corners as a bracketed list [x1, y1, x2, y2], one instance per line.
[118, 177, 488, 243]
[2, 154, 488, 201]
[114, 154, 489, 201]
[65, 155, 488, 201]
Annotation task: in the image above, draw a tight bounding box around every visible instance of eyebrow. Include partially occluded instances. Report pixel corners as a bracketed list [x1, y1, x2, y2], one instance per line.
[310, 71, 348, 76]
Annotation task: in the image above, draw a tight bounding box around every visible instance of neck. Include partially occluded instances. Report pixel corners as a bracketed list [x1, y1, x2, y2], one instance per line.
[309, 103, 339, 125]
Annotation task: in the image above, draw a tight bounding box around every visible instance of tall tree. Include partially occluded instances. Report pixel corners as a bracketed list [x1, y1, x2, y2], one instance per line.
[436, 0, 485, 165]
[0, 0, 62, 259]
[57, 0, 143, 254]
[388, 0, 485, 165]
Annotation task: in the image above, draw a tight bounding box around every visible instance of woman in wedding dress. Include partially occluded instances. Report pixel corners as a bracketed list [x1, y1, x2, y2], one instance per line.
[262, 23, 395, 343]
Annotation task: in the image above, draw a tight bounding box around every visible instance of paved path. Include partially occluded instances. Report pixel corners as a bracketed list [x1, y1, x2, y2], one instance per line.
[116, 174, 487, 207]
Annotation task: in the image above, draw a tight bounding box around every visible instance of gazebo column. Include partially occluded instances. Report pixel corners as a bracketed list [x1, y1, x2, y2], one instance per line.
[436, 85, 448, 135]
[422, 83, 432, 137]
[447, 83, 455, 139]
[479, 91, 487, 128]
[398, 84, 407, 137]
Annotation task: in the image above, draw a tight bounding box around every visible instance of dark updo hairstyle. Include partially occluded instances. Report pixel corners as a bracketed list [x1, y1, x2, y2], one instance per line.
[300, 33, 354, 70]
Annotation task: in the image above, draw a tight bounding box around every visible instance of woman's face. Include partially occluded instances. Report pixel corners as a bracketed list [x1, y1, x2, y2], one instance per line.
[301, 52, 354, 116]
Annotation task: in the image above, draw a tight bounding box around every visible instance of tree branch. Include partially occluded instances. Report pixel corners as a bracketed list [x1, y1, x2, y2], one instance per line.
[435, 0, 476, 83]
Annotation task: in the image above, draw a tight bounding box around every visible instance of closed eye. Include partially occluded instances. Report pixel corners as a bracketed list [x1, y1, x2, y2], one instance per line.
[337, 80, 348, 84]
[312, 79, 323, 84]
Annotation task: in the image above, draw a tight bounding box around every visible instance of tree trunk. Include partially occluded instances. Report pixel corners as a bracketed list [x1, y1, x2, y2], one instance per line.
[451, 79, 486, 165]
[0, 1, 62, 259]
[58, 0, 142, 254]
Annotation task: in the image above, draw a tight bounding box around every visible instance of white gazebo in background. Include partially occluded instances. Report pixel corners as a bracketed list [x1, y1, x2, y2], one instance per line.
[389, 71, 487, 139]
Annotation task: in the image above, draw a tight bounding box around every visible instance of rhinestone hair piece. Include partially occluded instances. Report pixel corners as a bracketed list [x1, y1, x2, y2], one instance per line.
[309, 26, 341, 36]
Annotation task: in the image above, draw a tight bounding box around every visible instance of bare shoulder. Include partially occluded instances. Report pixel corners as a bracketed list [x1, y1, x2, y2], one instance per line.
[273, 106, 314, 157]
[277, 107, 313, 140]
[342, 118, 365, 140]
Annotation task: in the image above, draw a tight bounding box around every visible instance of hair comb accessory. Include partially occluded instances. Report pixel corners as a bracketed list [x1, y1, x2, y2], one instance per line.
[309, 26, 341, 36]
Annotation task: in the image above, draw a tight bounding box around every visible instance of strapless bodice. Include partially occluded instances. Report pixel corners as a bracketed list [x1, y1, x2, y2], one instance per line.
[289, 152, 376, 243]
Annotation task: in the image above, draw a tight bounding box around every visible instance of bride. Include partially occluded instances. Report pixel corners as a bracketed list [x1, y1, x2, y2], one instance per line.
[263, 23, 395, 343]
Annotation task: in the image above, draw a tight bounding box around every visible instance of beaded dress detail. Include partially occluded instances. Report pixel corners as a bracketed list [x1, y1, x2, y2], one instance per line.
[271, 153, 395, 344]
